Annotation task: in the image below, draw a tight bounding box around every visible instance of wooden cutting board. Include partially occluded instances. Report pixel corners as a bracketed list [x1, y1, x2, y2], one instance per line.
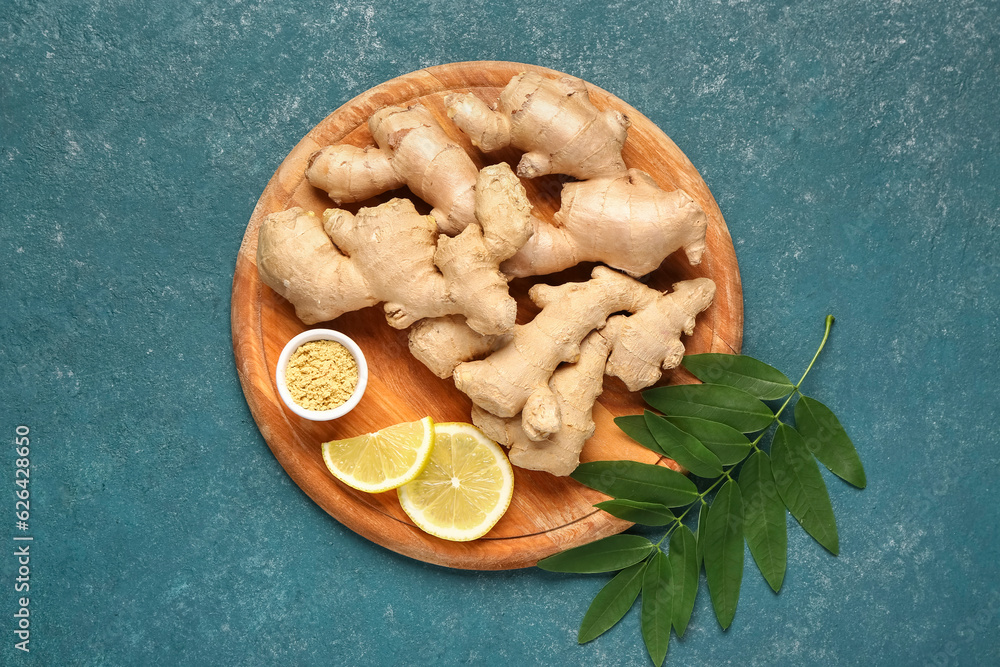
[231, 61, 743, 570]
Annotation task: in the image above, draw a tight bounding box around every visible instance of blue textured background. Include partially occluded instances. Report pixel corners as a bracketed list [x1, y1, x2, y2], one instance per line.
[2, 0, 998, 664]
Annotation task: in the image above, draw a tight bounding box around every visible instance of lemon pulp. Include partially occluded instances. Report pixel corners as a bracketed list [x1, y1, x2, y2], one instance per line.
[398, 422, 514, 542]
[321, 417, 435, 493]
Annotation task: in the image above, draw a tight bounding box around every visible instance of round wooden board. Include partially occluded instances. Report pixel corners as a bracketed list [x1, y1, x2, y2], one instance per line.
[232, 61, 743, 570]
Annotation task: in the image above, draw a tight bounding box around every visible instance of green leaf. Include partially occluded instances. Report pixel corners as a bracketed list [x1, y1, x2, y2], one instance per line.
[696, 502, 709, 569]
[795, 396, 867, 488]
[770, 424, 840, 555]
[594, 500, 676, 526]
[641, 550, 672, 666]
[643, 384, 774, 433]
[644, 412, 724, 478]
[667, 525, 699, 638]
[614, 415, 664, 455]
[739, 451, 787, 592]
[704, 480, 744, 630]
[578, 560, 646, 644]
[537, 534, 655, 573]
[571, 461, 699, 508]
[668, 416, 753, 466]
[683, 353, 795, 400]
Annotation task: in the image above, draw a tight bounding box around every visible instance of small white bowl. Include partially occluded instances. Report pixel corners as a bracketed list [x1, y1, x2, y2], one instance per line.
[275, 329, 368, 421]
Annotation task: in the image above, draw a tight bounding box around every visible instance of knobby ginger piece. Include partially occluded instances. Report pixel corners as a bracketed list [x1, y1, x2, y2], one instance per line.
[446, 71, 630, 180]
[448, 72, 708, 278]
[256, 163, 532, 335]
[408, 316, 511, 379]
[502, 169, 709, 278]
[453, 266, 715, 427]
[256, 208, 376, 324]
[473, 327, 615, 476]
[306, 104, 480, 235]
[603, 277, 716, 392]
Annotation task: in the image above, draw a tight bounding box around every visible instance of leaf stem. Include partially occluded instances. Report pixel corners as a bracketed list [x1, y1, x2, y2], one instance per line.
[794, 314, 834, 391]
[752, 314, 835, 448]
[655, 474, 728, 546]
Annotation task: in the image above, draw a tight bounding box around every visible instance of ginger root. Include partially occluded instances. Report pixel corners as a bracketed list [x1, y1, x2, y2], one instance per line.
[309, 79, 707, 283]
[446, 72, 708, 278]
[466, 269, 714, 477]
[257, 163, 532, 333]
[453, 266, 716, 428]
[603, 277, 716, 391]
[259, 79, 720, 477]
[408, 316, 511, 379]
[473, 327, 615, 476]
[446, 72, 630, 180]
[502, 169, 709, 278]
[256, 208, 376, 324]
[306, 104, 480, 235]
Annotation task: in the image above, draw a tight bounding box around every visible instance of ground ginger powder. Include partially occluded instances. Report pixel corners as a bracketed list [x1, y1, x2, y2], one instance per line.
[285, 340, 359, 411]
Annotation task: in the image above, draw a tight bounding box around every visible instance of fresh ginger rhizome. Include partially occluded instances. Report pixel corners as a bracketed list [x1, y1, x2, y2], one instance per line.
[257, 71, 715, 476]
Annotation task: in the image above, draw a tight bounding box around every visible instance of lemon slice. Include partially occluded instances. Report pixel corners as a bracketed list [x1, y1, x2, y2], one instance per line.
[398, 422, 514, 541]
[322, 417, 435, 493]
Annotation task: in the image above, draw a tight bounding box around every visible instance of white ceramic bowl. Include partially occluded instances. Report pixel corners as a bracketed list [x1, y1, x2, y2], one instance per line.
[275, 329, 368, 421]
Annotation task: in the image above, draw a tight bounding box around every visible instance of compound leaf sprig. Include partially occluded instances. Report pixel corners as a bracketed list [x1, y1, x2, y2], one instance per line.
[537, 315, 866, 666]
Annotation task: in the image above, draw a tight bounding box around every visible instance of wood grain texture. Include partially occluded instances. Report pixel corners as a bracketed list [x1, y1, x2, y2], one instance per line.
[231, 61, 743, 570]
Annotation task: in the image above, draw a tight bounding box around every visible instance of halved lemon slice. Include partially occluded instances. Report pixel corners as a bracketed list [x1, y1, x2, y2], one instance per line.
[398, 422, 514, 542]
[322, 417, 435, 493]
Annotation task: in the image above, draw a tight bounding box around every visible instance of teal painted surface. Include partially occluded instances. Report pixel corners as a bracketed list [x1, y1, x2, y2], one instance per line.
[2, 0, 998, 664]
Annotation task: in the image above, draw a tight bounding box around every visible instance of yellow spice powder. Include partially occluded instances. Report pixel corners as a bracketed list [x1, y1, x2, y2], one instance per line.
[285, 340, 359, 411]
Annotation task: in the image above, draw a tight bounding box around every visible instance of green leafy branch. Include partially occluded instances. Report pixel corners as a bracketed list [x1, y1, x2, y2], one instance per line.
[537, 315, 866, 666]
